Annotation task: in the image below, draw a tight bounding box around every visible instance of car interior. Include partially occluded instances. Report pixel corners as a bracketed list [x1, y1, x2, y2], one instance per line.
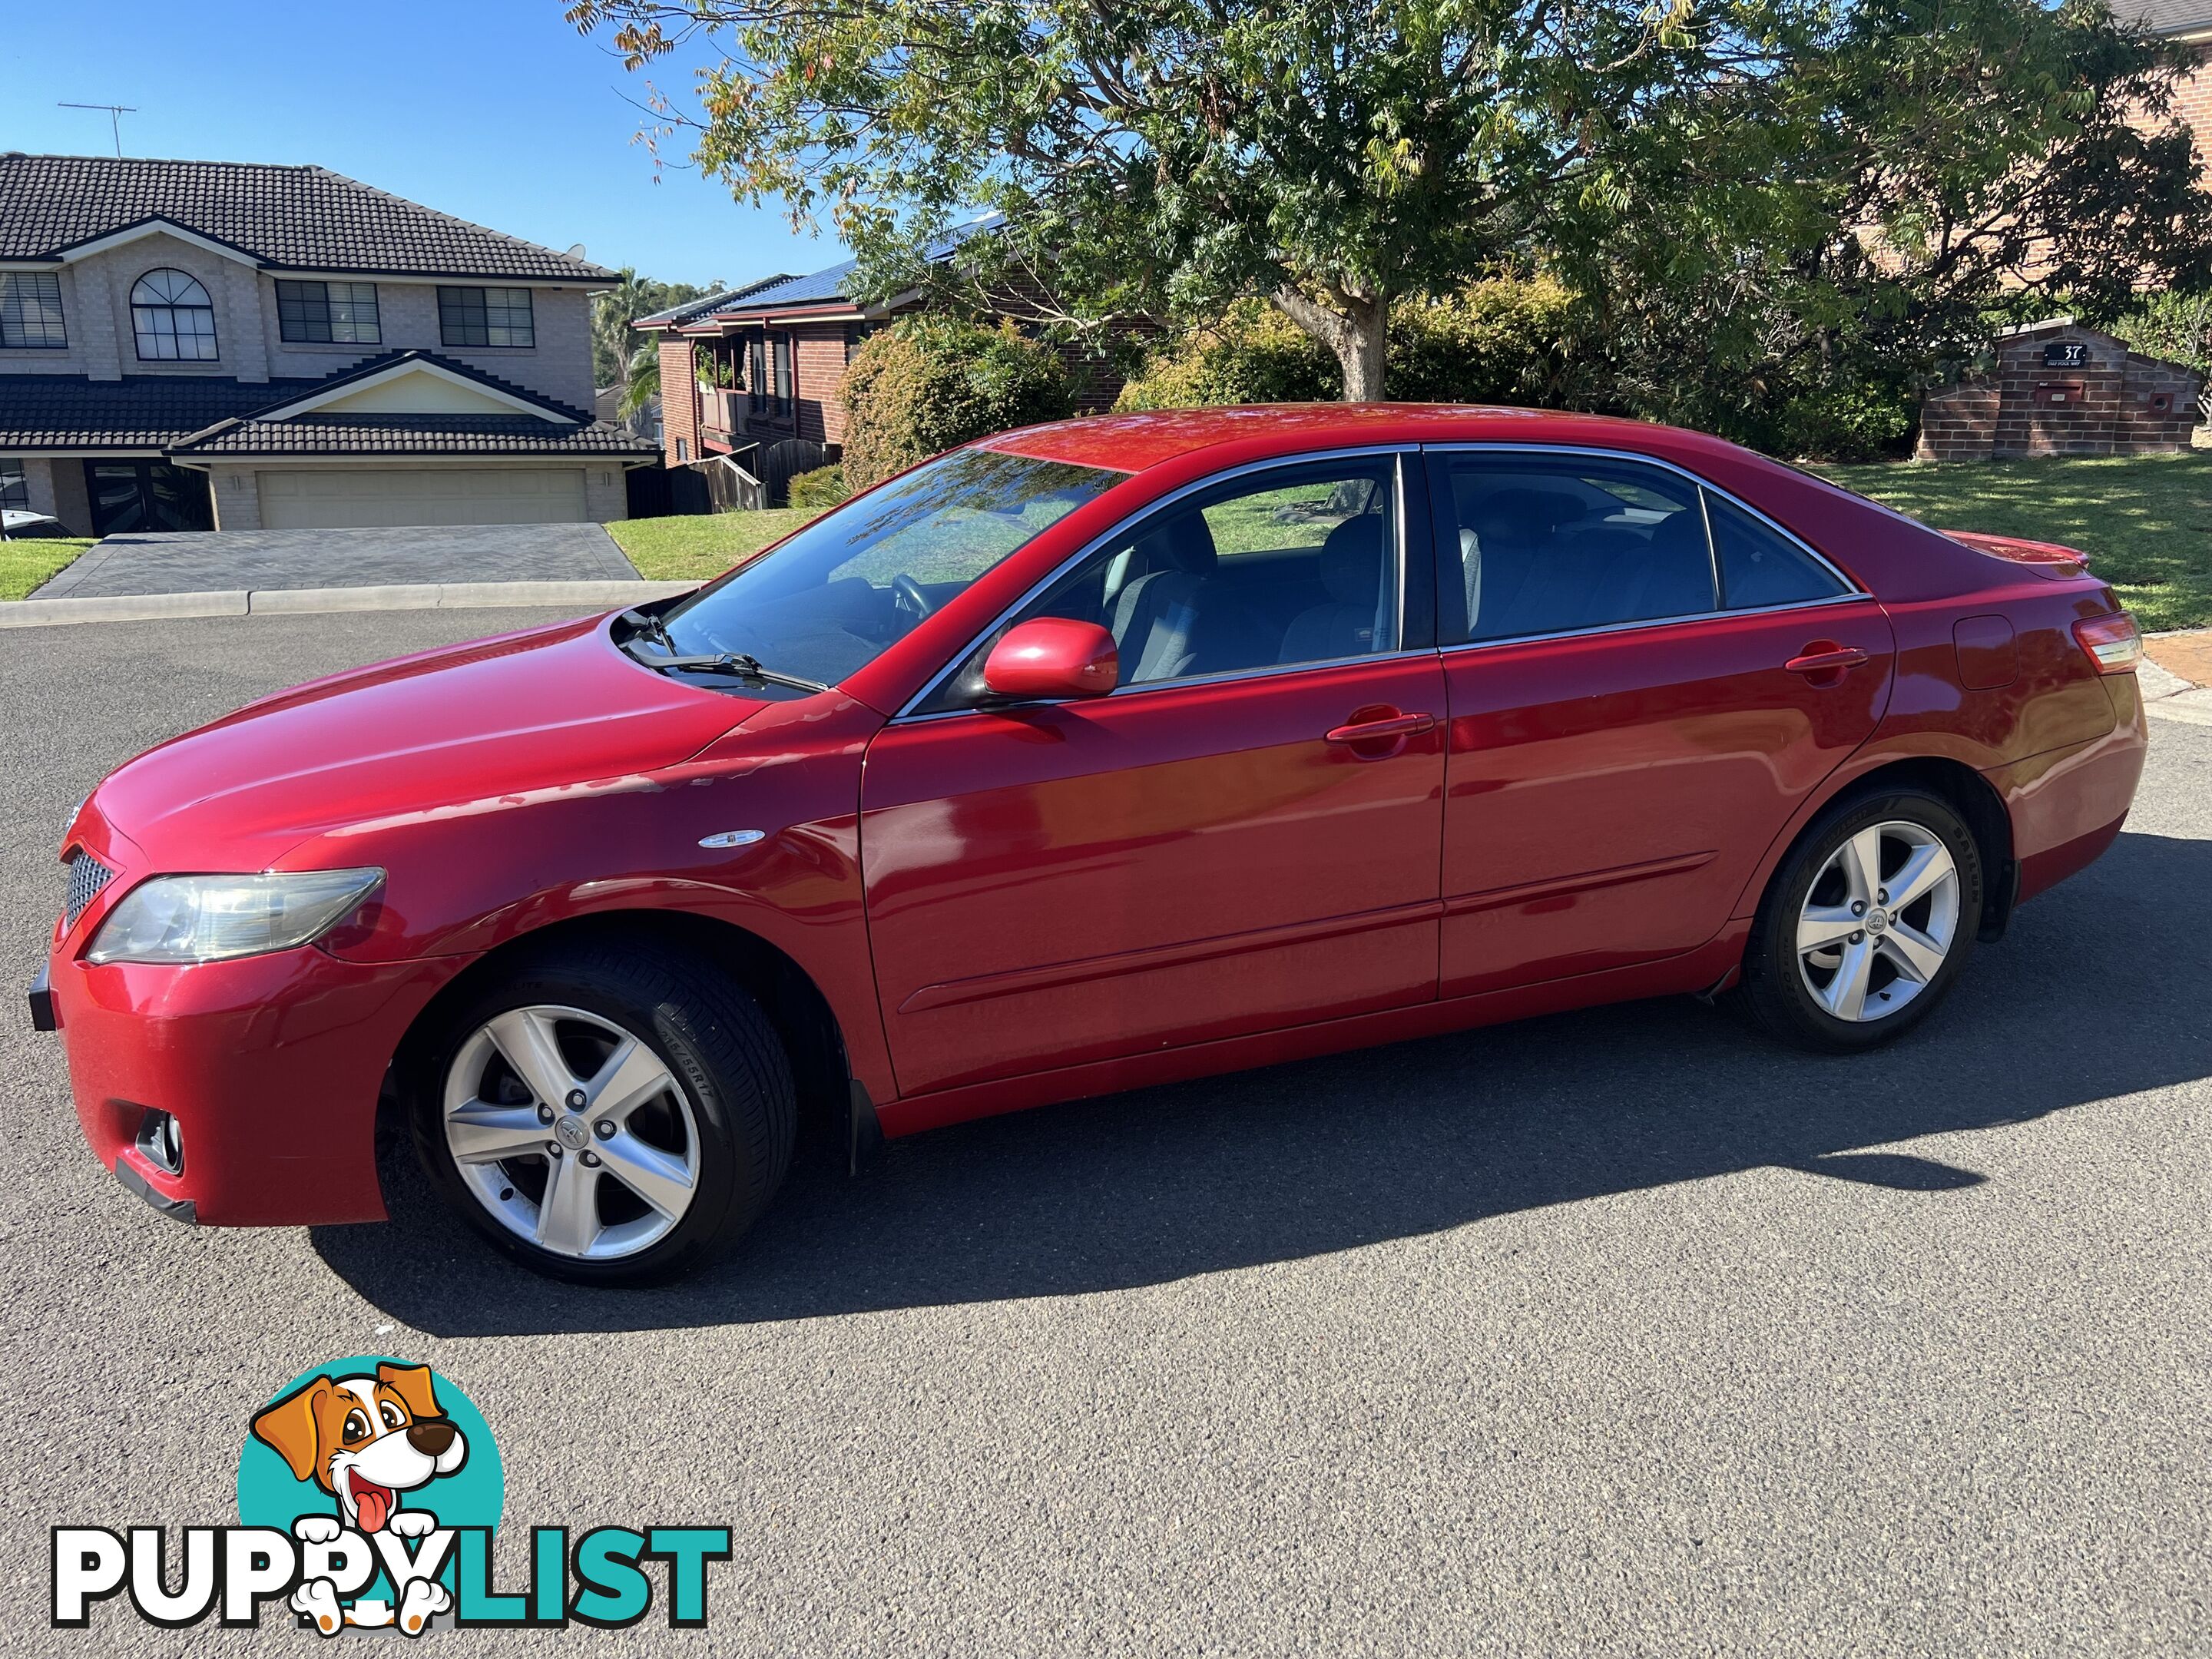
[977, 478, 1400, 691]
[1444, 469, 1718, 643]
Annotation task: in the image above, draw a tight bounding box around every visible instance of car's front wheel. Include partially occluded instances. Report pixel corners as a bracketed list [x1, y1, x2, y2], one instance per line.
[1737, 786, 1983, 1052]
[405, 938, 795, 1285]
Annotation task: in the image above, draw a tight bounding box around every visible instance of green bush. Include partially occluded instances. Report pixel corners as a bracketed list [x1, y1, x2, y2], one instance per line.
[1764, 379, 1919, 464]
[1386, 279, 1576, 405]
[840, 317, 1076, 489]
[1113, 300, 1336, 409]
[786, 464, 851, 510]
[1114, 280, 1576, 412]
[2114, 290, 2212, 377]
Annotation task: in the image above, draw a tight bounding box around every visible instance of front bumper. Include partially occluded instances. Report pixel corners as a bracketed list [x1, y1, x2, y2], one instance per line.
[41, 942, 465, 1227]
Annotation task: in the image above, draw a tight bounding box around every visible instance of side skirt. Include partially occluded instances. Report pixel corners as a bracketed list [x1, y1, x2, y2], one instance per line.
[876, 922, 1753, 1140]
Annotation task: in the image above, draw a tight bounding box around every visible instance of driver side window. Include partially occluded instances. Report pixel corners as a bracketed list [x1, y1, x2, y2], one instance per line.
[924, 458, 1400, 710]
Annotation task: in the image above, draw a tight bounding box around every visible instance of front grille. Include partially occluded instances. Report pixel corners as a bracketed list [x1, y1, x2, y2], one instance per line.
[64, 852, 114, 928]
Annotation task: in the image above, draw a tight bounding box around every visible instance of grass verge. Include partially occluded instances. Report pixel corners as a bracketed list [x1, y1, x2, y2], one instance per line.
[606, 509, 816, 584]
[1817, 451, 2212, 632]
[0, 538, 96, 601]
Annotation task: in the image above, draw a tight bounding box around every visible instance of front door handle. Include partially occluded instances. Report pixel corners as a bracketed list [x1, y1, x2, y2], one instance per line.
[1784, 644, 1871, 675]
[1325, 710, 1437, 745]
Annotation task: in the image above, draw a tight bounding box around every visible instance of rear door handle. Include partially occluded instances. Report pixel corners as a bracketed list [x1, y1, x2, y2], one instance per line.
[1325, 711, 1436, 744]
[1784, 646, 1871, 675]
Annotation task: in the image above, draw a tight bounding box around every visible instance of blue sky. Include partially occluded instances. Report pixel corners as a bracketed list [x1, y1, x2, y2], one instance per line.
[0, 0, 847, 290]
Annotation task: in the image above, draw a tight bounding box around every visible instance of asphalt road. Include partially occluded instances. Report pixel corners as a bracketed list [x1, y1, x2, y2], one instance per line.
[2, 609, 2207, 1656]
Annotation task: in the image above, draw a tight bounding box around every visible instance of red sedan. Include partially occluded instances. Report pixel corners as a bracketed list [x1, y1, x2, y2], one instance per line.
[33, 406, 2147, 1283]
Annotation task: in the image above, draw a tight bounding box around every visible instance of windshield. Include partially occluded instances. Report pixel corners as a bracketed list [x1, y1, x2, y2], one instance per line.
[658, 447, 1126, 687]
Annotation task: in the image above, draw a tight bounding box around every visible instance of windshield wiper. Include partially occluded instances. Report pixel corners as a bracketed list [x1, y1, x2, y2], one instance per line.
[638, 647, 830, 695]
[618, 607, 677, 651]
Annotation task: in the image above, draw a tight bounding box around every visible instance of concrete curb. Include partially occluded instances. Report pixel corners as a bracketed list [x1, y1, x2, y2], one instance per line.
[0, 579, 698, 630]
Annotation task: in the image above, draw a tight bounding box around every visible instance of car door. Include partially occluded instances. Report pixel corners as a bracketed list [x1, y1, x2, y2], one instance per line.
[1426, 445, 1894, 998]
[859, 451, 1447, 1098]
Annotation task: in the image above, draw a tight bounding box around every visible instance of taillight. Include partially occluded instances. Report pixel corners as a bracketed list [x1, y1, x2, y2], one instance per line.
[2072, 612, 2141, 675]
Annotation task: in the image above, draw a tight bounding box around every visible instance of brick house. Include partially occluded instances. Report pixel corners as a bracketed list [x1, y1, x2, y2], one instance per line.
[1917, 319, 2204, 459]
[2143, 1, 2212, 157]
[638, 233, 1131, 494]
[0, 154, 657, 535]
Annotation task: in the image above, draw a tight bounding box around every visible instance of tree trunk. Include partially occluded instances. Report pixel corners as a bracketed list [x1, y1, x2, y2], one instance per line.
[1272, 286, 1389, 401]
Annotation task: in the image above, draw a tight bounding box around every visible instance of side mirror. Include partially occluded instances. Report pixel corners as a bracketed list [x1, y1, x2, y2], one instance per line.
[982, 618, 1119, 700]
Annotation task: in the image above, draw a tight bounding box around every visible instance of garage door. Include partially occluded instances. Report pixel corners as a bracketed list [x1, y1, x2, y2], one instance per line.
[259, 469, 588, 528]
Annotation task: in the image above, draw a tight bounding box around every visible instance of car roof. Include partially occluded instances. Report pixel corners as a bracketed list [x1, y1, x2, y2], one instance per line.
[979, 402, 1674, 474]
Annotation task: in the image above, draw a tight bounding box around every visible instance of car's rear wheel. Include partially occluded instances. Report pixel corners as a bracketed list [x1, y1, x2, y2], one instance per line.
[405, 939, 795, 1285]
[1737, 786, 1982, 1052]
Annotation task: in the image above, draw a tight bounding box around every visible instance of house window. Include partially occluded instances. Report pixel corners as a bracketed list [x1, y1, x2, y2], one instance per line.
[748, 331, 794, 417]
[0, 273, 67, 349]
[438, 286, 535, 347]
[845, 324, 873, 364]
[0, 457, 28, 510]
[131, 269, 219, 360]
[675, 439, 689, 462]
[276, 280, 381, 344]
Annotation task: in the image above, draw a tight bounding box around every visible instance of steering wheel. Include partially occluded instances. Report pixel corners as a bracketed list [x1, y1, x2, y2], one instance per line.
[890, 573, 938, 632]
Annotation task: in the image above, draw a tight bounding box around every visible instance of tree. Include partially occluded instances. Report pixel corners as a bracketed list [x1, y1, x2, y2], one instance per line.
[839, 316, 1074, 488]
[619, 340, 661, 417]
[569, 0, 2212, 402]
[591, 267, 715, 392]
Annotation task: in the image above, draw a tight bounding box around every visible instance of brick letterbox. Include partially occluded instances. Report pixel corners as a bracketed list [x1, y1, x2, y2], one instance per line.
[2032, 381, 2085, 407]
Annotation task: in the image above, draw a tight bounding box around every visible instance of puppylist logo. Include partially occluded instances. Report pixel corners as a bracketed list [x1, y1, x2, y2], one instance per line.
[51, 1356, 731, 1636]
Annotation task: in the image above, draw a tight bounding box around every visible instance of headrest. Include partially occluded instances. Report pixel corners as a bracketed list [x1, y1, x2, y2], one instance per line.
[1647, 508, 1710, 560]
[1319, 515, 1383, 604]
[1462, 488, 1585, 541]
[1133, 512, 1217, 576]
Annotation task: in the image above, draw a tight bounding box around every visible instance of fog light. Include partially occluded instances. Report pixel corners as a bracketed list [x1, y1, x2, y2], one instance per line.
[136, 1109, 184, 1176]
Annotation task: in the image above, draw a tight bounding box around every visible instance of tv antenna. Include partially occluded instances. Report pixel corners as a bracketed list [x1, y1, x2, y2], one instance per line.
[59, 103, 137, 157]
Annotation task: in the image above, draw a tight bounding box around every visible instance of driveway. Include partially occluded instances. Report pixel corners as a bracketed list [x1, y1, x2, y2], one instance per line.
[2, 608, 2207, 1655]
[28, 523, 641, 598]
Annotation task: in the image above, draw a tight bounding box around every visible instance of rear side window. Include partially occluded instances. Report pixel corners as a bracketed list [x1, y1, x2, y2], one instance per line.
[1706, 494, 1850, 608]
[1432, 455, 1715, 644]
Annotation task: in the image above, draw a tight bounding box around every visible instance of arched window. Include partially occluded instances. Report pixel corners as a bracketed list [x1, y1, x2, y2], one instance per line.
[131, 269, 218, 360]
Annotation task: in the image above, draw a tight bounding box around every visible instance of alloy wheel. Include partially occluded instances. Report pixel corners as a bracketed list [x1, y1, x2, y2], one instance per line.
[1795, 819, 1961, 1023]
[441, 1004, 700, 1260]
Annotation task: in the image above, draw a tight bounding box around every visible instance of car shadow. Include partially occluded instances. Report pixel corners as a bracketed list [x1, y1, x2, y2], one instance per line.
[310, 830, 2212, 1336]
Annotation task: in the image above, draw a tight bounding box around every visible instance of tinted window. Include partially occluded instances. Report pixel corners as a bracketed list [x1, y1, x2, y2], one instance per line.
[276, 280, 381, 344]
[923, 459, 1398, 709]
[662, 447, 1122, 687]
[1707, 494, 1849, 608]
[1435, 455, 1715, 644]
[438, 286, 534, 347]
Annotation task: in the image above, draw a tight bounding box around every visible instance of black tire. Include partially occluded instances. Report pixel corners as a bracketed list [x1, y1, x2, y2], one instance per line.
[1735, 786, 1983, 1053]
[403, 936, 796, 1286]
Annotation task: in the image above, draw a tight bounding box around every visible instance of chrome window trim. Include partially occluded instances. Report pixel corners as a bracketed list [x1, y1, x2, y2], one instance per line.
[893, 444, 1421, 722]
[1419, 440, 1867, 616]
[1435, 590, 1879, 661]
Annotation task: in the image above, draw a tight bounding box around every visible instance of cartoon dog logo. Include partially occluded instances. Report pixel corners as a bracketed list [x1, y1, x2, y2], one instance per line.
[250, 1362, 469, 1635]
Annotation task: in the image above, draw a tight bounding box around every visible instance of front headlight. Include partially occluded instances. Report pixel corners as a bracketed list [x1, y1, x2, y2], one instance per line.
[85, 869, 384, 965]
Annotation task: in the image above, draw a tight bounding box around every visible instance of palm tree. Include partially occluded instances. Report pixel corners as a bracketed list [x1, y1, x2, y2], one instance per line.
[621, 341, 660, 418]
[592, 267, 653, 395]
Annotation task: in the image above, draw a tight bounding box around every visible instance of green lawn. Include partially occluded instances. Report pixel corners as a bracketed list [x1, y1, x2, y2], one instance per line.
[0, 538, 95, 601]
[610, 454, 2212, 631]
[607, 508, 817, 583]
[1817, 451, 2212, 632]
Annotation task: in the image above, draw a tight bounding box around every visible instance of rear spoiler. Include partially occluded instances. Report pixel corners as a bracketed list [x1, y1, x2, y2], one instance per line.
[1941, 528, 2091, 577]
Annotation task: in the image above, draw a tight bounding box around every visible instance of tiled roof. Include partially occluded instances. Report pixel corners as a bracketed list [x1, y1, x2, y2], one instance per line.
[0, 154, 614, 280]
[243, 347, 594, 423]
[2134, 0, 2212, 31]
[0, 373, 326, 448]
[0, 351, 654, 458]
[168, 413, 657, 457]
